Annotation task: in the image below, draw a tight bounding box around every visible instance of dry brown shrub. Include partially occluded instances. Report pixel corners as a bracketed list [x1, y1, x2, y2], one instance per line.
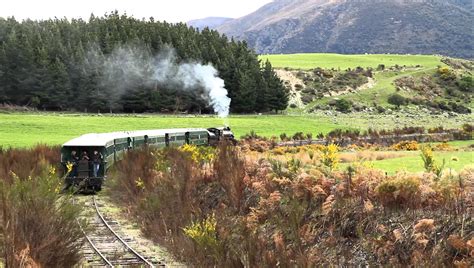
[414, 219, 435, 233]
[351, 167, 385, 199]
[0, 146, 83, 267]
[108, 141, 474, 267]
[391, 140, 419, 151]
[375, 175, 421, 208]
[0, 145, 60, 181]
[340, 150, 405, 163]
[214, 142, 246, 211]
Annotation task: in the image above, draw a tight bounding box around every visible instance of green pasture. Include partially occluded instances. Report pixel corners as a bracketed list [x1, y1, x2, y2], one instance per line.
[259, 53, 443, 70]
[340, 140, 473, 174]
[0, 113, 342, 147]
[369, 151, 473, 174]
[0, 112, 471, 148]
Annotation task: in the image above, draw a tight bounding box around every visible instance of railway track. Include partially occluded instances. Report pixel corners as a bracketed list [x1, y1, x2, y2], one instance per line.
[76, 195, 165, 267]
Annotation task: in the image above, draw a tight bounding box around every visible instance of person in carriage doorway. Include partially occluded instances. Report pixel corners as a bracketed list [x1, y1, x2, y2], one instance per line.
[82, 151, 90, 161]
[92, 150, 103, 178]
[70, 150, 79, 177]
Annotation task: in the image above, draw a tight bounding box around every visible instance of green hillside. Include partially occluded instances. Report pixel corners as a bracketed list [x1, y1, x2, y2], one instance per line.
[259, 53, 444, 70]
[261, 53, 473, 113]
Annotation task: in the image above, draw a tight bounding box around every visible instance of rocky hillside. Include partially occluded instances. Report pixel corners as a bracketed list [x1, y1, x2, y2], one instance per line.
[217, 0, 473, 58]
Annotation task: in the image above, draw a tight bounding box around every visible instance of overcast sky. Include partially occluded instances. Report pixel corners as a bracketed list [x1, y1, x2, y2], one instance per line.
[0, 0, 273, 22]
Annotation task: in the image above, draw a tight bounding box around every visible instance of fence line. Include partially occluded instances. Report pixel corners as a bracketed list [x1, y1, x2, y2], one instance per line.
[277, 132, 472, 147]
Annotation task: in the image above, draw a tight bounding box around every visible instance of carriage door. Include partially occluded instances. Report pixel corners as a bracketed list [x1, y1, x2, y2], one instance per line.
[165, 134, 170, 147]
[185, 132, 190, 145]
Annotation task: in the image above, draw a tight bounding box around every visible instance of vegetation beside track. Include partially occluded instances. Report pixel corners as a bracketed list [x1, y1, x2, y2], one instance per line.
[0, 146, 83, 267]
[107, 143, 474, 267]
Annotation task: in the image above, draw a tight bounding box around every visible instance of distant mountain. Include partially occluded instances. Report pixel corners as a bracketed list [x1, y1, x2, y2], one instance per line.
[187, 17, 234, 30]
[217, 0, 473, 58]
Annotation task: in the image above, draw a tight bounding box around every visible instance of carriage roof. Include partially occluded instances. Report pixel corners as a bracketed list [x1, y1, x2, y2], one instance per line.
[62, 128, 209, 147]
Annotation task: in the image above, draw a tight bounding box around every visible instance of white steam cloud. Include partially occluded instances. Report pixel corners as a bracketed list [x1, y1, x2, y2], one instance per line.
[93, 44, 231, 118]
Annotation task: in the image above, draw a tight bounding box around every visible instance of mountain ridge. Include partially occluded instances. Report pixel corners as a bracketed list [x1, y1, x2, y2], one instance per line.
[217, 0, 473, 58]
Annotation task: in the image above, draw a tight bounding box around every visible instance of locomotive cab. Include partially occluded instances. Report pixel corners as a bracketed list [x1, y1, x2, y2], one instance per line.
[207, 126, 237, 145]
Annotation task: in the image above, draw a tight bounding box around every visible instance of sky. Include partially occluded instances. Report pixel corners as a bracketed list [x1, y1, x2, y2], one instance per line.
[0, 0, 273, 22]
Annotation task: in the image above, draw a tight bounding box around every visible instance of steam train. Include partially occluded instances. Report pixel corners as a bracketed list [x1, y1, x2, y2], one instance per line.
[61, 127, 235, 191]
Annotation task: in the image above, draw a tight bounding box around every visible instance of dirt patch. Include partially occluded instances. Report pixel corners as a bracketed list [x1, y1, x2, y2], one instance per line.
[324, 77, 376, 97]
[275, 69, 305, 108]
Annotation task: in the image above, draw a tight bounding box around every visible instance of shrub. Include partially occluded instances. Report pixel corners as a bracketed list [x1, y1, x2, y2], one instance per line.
[437, 67, 456, 81]
[434, 142, 452, 151]
[420, 146, 435, 172]
[320, 144, 340, 171]
[180, 144, 215, 164]
[214, 143, 246, 210]
[388, 93, 407, 107]
[292, 132, 305, 141]
[391, 140, 419, 151]
[272, 147, 286, 155]
[457, 76, 473, 93]
[335, 99, 351, 113]
[375, 176, 421, 208]
[376, 105, 386, 113]
[0, 147, 83, 267]
[183, 214, 221, 260]
[448, 102, 471, 114]
[420, 146, 445, 178]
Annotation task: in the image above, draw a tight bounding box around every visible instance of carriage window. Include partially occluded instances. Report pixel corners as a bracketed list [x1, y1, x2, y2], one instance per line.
[106, 146, 114, 155]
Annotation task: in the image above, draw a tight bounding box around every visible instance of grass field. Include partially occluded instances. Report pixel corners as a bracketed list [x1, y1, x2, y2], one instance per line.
[339, 140, 473, 174]
[0, 113, 344, 147]
[1, 112, 471, 148]
[259, 53, 444, 70]
[369, 151, 473, 174]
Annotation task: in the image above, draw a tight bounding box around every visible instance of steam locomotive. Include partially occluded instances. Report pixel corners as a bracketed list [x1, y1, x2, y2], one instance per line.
[61, 127, 235, 191]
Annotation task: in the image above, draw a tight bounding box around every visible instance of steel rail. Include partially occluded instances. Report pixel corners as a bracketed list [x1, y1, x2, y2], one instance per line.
[93, 195, 155, 268]
[73, 197, 114, 267]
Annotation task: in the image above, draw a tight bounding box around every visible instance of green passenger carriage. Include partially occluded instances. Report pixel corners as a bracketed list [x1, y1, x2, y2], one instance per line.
[61, 128, 216, 192]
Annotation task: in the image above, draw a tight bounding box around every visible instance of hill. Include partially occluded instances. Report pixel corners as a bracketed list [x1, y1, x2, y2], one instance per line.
[187, 17, 233, 29]
[260, 53, 474, 114]
[218, 0, 473, 58]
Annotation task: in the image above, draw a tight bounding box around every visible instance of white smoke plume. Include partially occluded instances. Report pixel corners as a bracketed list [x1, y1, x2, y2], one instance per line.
[94, 44, 231, 118]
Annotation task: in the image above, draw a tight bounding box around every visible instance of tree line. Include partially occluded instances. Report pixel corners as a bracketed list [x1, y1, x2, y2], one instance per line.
[0, 12, 288, 113]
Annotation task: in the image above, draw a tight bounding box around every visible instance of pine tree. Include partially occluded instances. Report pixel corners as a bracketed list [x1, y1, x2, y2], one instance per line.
[0, 14, 286, 113]
[263, 60, 289, 113]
